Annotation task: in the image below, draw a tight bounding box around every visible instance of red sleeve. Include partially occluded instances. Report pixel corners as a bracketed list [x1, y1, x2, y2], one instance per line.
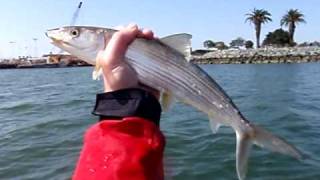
[72, 117, 165, 180]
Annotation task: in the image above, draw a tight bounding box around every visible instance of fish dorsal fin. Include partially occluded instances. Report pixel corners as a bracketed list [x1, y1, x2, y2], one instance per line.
[160, 33, 192, 60]
[160, 92, 175, 111]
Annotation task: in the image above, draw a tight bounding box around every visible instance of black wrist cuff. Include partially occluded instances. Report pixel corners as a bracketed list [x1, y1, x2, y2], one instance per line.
[92, 88, 162, 126]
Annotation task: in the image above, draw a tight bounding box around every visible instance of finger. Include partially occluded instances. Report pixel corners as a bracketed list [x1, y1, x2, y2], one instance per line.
[137, 28, 154, 40]
[100, 24, 139, 68]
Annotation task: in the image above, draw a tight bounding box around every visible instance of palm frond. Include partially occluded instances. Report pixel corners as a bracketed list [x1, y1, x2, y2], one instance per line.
[281, 9, 306, 26]
[245, 8, 272, 24]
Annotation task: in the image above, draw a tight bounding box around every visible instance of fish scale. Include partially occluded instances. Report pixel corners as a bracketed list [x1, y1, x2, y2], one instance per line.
[127, 40, 242, 124]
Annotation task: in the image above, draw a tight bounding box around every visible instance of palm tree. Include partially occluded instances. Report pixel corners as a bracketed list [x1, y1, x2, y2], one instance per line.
[281, 9, 306, 44]
[245, 8, 272, 48]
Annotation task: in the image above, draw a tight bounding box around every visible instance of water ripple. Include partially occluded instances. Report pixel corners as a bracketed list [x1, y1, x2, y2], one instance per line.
[1, 65, 320, 179]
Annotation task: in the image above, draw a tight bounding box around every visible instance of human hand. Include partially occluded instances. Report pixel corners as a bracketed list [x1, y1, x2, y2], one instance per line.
[96, 24, 159, 97]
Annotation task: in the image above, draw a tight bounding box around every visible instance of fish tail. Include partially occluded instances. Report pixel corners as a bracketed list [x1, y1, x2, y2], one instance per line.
[235, 122, 304, 180]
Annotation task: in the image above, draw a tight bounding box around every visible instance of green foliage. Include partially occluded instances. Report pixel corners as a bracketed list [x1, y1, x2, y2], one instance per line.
[230, 37, 245, 47]
[245, 8, 272, 48]
[203, 40, 215, 48]
[245, 8, 272, 25]
[203, 40, 228, 50]
[298, 41, 320, 47]
[262, 28, 291, 47]
[280, 9, 306, 43]
[215, 41, 228, 50]
[280, 9, 306, 26]
[245, 40, 254, 49]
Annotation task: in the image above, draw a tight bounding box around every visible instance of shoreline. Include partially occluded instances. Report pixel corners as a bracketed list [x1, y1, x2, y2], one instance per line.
[1, 47, 320, 69]
[0, 54, 91, 69]
[191, 46, 320, 64]
[0, 63, 92, 69]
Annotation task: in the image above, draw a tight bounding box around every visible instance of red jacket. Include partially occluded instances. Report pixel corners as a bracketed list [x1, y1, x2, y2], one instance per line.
[73, 117, 165, 180]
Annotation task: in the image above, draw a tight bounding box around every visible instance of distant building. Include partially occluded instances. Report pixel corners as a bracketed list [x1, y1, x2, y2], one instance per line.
[42, 53, 91, 66]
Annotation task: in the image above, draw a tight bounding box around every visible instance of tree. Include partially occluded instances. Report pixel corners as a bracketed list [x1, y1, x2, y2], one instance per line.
[245, 40, 254, 49]
[310, 41, 320, 47]
[298, 41, 320, 47]
[203, 40, 215, 49]
[245, 8, 272, 48]
[230, 37, 245, 48]
[215, 41, 228, 50]
[262, 28, 290, 47]
[281, 9, 306, 44]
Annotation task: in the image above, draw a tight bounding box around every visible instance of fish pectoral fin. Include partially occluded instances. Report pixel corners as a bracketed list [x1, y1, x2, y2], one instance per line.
[92, 61, 102, 80]
[160, 92, 175, 111]
[236, 131, 252, 180]
[160, 33, 192, 60]
[209, 116, 221, 134]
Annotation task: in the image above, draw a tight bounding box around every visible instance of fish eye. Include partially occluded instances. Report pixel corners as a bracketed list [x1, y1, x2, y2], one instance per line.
[70, 29, 79, 37]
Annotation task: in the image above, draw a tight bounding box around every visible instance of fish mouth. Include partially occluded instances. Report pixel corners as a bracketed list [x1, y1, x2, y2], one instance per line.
[46, 37, 64, 47]
[45, 31, 75, 54]
[45, 32, 53, 39]
[45, 30, 67, 53]
[45, 28, 65, 43]
[45, 32, 58, 43]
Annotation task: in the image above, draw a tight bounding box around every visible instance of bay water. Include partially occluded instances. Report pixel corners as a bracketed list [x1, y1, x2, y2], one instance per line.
[0, 63, 319, 180]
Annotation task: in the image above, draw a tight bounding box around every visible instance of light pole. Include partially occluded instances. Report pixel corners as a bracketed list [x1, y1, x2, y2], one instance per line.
[9, 41, 16, 59]
[32, 38, 38, 58]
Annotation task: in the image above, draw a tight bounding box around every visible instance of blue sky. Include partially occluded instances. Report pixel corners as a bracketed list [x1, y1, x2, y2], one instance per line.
[0, 0, 319, 58]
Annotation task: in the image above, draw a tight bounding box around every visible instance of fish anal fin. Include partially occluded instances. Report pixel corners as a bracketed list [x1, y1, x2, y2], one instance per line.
[209, 116, 221, 134]
[161, 92, 175, 111]
[160, 33, 192, 60]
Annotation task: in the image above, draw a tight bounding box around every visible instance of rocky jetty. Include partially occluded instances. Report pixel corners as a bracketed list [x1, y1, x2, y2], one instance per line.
[191, 47, 320, 64]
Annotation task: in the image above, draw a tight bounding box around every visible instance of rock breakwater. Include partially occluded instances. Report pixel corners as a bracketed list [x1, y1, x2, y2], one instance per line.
[191, 47, 320, 64]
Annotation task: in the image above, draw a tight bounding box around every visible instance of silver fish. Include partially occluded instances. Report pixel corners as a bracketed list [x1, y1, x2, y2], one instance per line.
[46, 26, 303, 180]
